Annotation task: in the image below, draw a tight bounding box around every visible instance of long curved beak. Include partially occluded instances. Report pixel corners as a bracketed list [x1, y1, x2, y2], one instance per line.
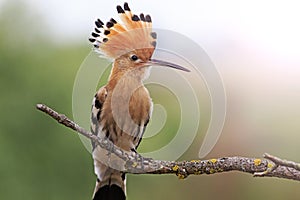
[147, 59, 190, 72]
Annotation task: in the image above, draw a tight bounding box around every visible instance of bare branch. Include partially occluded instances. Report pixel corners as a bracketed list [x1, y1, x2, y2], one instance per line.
[264, 153, 300, 171]
[36, 103, 300, 181]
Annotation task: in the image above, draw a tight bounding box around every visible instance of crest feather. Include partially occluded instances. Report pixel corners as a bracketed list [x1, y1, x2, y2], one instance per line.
[89, 2, 156, 59]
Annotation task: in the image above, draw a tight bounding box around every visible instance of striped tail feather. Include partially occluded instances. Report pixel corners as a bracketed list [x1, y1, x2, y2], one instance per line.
[91, 90, 127, 200]
[93, 178, 126, 200]
[92, 148, 126, 200]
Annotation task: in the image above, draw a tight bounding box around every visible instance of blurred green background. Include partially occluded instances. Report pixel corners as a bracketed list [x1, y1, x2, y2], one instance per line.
[1, 0, 300, 200]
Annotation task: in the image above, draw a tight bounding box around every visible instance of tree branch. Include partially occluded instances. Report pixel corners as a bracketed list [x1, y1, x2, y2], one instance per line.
[36, 103, 300, 181]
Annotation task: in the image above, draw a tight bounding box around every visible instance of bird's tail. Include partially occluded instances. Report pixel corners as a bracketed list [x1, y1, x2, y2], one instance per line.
[92, 158, 126, 200]
[92, 176, 126, 200]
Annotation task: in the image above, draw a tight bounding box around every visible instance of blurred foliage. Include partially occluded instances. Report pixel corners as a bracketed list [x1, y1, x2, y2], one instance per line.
[1, 1, 300, 200]
[0, 1, 93, 199]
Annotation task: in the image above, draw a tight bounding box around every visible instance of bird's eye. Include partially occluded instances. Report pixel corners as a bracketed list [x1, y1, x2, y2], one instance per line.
[130, 55, 138, 61]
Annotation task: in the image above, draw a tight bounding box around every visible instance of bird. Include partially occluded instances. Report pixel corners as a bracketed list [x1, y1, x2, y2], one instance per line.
[88, 2, 190, 200]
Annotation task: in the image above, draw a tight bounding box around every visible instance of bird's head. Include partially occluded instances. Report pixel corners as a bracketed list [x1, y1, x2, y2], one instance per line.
[89, 2, 189, 78]
[114, 48, 190, 74]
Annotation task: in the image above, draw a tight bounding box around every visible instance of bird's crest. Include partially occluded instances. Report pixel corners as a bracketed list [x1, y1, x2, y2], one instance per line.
[89, 2, 157, 59]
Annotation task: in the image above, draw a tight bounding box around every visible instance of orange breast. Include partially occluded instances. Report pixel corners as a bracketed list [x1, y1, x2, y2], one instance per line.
[99, 83, 152, 151]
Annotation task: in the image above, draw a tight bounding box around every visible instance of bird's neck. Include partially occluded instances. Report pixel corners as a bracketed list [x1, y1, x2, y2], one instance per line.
[106, 65, 150, 91]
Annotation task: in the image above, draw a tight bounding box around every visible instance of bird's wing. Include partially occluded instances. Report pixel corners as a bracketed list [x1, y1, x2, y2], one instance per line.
[91, 86, 126, 200]
[134, 112, 150, 150]
[91, 86, 108, 149]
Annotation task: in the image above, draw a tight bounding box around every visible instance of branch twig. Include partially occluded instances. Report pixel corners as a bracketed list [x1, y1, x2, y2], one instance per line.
[36, 103, 300, 181]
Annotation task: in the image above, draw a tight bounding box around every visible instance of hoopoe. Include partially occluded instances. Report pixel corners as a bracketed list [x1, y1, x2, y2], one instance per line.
[89, 2, 189, 200]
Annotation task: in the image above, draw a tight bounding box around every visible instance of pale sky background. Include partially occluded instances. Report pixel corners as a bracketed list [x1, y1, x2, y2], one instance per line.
[9, 0, 300, 60]
[11, 0, 298, 77]
[3, 0, 298, 64]
[13, 0, 300, 75]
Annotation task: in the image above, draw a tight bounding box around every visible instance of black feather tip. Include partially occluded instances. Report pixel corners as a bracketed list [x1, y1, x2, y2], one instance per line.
[95, 19, 103, 28]
[132, 14, 140, 21]
[140, 13, 145, 21]
[110, 18, 117, 24]
[92, 32, 99, 37]
[97, 19, 104, 25]
[151, 32, 157, 39]
[104, 30, 110, 35]
[145, 15, 152, 23]
[151, 41, 157, 47]
[89, 38, 96, 43]
[124, 2, 130, 11]
[117, 5, 125, 13]
[106, 21, 114, 28]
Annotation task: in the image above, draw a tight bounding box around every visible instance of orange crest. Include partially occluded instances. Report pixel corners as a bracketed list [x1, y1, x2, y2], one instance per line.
[89, 2, 157, 59]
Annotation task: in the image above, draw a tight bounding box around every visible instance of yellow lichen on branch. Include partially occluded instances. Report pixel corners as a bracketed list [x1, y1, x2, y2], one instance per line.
[36, 103, 300, 182]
